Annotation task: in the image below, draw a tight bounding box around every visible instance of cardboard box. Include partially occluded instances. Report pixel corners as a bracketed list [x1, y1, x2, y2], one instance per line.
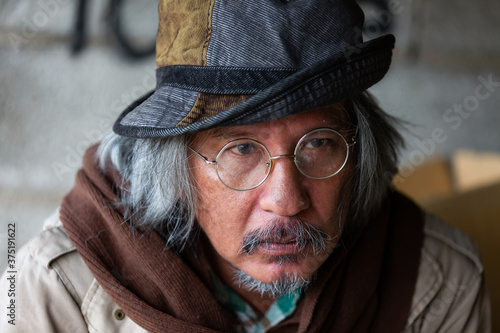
[453, 149, 500, 192]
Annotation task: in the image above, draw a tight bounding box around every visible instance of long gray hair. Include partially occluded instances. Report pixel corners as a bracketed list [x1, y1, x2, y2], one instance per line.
[97, 91, 403, 252]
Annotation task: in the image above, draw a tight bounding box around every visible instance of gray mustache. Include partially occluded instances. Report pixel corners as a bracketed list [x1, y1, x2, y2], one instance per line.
[239, 218, 331, 255]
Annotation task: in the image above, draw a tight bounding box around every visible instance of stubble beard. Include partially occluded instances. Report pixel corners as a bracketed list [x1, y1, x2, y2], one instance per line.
[233, 217, 335, 298]
[233, 267, 315, 298]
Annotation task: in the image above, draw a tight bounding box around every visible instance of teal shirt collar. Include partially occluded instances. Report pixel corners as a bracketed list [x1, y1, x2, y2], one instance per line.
[209, 270, 302, 333]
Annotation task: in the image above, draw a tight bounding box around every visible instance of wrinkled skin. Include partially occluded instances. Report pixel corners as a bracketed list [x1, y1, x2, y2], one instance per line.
[188, 105, 356, 311]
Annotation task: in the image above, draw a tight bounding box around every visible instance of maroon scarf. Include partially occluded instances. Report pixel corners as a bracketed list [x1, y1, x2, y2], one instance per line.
[60, 146, 424, 332]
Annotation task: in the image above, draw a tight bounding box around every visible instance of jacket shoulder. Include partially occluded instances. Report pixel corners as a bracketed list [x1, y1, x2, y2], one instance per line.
[405, 214, 491, 332]
[28, 209, 77, 266]
[1, 210, 148, 332]
[30, 209, 96, 305]
[23, 210, 149, 333]
[0, 210, 91, 332]
[423, 214, 483, 272]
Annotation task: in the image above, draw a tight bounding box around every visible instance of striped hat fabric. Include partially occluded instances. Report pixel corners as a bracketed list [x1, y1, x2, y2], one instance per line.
[113, 0, 395, 138]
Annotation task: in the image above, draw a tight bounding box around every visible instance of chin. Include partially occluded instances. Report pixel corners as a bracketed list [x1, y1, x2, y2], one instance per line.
[233, 263, 316, 298]
[262, 248, 331, 279]
[240, 252, 324, 286]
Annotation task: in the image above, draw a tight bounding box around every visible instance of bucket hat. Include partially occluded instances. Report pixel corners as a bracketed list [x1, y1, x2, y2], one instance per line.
[113, 0, 395, 138]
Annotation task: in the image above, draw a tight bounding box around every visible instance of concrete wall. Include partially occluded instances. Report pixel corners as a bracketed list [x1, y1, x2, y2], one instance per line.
[1, 0, 499, 270]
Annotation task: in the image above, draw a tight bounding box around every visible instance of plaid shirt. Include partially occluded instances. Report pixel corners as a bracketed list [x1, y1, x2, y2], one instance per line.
[210, 271, 302, 333]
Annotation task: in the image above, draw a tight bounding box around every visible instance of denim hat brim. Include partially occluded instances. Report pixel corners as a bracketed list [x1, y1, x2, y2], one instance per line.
[113, 34, 395, 138]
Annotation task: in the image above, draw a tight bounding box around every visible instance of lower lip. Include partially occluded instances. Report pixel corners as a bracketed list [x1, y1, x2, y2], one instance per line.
[259, 242, 300, 254]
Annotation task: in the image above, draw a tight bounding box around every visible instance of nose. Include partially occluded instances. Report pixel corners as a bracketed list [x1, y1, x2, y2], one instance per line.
[259, 157, 310, 217]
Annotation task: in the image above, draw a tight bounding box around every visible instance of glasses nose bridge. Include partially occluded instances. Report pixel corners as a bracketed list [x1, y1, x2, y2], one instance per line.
[267, 154, 297, 172]
[269, 154, 295, 161]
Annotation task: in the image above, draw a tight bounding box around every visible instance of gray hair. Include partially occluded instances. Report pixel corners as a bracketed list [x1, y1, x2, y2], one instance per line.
[347, 91, 404, 224]
[97, 133, 196, 252]
[234, 269, 312, 298]
[97, 91, 403, 252]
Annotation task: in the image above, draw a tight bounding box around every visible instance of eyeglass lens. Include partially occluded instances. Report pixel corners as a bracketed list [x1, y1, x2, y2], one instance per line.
[216, 140, 271, 190]
[294, 128, 348, 179]
[215, 128, 349, 191]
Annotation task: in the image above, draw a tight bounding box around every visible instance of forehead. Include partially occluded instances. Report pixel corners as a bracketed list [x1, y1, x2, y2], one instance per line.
[196, 103, 352, 143]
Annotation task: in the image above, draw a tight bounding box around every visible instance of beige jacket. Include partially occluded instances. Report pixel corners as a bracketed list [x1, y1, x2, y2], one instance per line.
[0, 210, 491, 332]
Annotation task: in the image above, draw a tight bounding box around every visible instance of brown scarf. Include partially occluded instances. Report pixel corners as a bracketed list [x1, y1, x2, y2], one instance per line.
[60, 146, 424, 333]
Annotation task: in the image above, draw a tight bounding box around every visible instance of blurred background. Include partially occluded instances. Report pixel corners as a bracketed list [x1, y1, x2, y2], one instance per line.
[0, 0, 499, 322]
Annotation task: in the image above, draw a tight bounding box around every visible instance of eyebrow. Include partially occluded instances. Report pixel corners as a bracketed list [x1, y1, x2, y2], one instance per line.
[205, 105, 356, 141]
[208, 120, 352, 140]
[207, 127, 255, 140]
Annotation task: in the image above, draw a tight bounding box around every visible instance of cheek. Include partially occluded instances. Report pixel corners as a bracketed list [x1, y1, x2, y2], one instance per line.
[308, 164, 354, 231]
[191, 166, 255, 255]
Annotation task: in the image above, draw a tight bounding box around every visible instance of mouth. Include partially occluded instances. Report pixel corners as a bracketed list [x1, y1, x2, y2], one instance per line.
[258, 240, 302, 255]
[239, 218, 331, 257]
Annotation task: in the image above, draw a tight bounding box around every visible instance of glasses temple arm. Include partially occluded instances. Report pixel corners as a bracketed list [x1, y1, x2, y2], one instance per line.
[347, 126, 358, 147]
[188, 146, 217, 165]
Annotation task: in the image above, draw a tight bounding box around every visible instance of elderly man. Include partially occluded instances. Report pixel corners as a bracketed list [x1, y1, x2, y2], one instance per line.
[1, 0, 490, 332]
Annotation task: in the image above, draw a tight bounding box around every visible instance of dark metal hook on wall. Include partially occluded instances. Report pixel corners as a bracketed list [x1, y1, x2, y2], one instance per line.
[107, 0, 156, 59]
[70, 0, 156, 59]
[70, 0, 87, 54]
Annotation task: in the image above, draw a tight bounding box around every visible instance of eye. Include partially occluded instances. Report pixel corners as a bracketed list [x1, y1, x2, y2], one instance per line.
[229, 143, 256, 155]
[305, 138, 329, 149]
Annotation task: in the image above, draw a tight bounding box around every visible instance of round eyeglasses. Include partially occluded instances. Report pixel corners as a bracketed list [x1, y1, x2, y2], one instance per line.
[189, 127, 356, 191]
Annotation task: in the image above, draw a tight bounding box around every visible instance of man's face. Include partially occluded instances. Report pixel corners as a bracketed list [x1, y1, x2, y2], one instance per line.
[188, 105, 355, 289]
